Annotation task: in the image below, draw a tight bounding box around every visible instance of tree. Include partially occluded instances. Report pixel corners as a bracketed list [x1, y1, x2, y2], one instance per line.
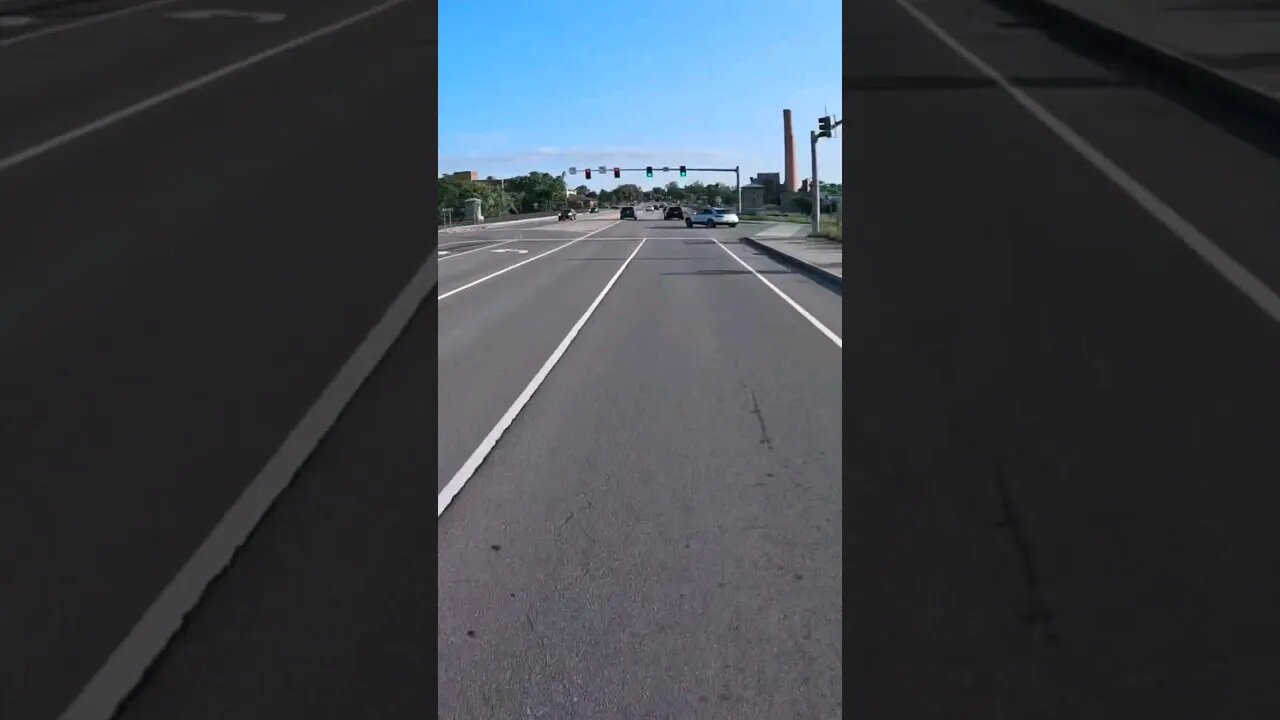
[614, 183, 643, 202]
[438, 177, 511, 218]
[507, 171, 567, 212]
[574, 184, 591, 196]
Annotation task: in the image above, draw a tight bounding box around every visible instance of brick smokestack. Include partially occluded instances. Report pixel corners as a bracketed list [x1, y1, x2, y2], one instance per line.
[783, 109, 797, 193]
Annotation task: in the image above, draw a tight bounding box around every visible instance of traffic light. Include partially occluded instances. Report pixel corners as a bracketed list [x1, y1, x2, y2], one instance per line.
[645, 166, 653, 178]
[679, 165, 686, 177]
[613, 168, 620, 178]
[584, 169, 591, 179]
[818, 115, 832, 138]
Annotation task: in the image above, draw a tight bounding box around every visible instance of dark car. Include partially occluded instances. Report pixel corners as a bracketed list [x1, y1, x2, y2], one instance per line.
[558, 208, 576, 221]
[664, 206, 684, 220]
[620, 206, 637, 220]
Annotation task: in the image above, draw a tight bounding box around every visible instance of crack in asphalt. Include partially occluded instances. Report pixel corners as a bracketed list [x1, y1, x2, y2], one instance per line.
[747, 389, 774, 450]
[993, 463, 1060, 644]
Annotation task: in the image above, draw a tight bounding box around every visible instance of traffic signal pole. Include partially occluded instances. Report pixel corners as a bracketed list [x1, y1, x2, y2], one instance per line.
[810, 130, 820, 236]
[735, 166, 741, 214]
[811, 115, 842, 235]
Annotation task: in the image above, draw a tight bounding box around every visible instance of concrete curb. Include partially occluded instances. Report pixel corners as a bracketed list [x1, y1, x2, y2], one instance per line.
[740, 235, 843, 293]
[438, 214, 558, 234]
[1003, 0, 1280, 123]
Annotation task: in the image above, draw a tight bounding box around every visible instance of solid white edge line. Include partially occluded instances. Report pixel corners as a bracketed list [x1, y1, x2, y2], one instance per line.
[56, 248, 436, 720]
[438, 220, 622, 299]
[0, 0, 409, 174]
[712, 238, 843, 348]
[0, 0, 183, 48]
[438, 238, 648, 517]
[894, 0, 1280, 326]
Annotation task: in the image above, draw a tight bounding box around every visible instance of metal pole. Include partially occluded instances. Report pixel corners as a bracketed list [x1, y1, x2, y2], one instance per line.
[810, 130, 820, 235]
[735, 166, 741, 214]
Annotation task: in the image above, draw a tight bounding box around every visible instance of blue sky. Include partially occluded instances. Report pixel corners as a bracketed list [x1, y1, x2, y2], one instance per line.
[438, 0, 842, 191]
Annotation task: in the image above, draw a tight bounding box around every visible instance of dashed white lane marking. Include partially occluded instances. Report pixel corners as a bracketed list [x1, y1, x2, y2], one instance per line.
[0, 0, 183, 48]
[0, 0, 408, 173]
[55, 247, 435, 720]
[438, 221, 622, 300]
[896, 0, 1280, 328]
[492, 248, 529, 254]
[438, 239, 648, 516]
[711, 238, 842, 348]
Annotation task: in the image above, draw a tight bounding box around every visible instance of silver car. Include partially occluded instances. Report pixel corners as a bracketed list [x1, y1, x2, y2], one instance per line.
[685, 207, 739, 228]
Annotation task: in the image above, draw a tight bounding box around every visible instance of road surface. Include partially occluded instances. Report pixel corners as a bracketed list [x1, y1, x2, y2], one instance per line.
[0, 0, 429, 717]
[851, 0, 1280, 717]
[437, 211, 843, 718]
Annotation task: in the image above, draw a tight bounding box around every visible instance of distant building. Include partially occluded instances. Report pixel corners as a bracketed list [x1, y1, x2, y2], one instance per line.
[741, 183, 766, 211]
[751, 172, 782, 205]
[445, 170, 478, 182]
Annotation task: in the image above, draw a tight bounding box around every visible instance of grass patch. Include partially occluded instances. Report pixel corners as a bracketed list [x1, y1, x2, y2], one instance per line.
[812, 218, 842, 243]
[740, 212, 809, 223]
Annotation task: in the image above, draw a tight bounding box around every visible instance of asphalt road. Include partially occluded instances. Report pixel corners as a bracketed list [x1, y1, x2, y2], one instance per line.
[851, 0, 1280, 717]
[0, 0, 429, 718]
[439, 210, 843, 718]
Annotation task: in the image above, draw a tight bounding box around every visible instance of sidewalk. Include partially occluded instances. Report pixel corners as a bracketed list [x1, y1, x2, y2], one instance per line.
[742, 224, 843, 286]
[1041, 0, 1280, 101]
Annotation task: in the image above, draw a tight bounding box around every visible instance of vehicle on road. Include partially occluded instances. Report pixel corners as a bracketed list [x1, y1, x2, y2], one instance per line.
[588, 206, 598, 214]
[558, 209, 577, 221]
[685, 207, 738, 228]
[664, 206, 684, 220]
[620, 206, 636, 220]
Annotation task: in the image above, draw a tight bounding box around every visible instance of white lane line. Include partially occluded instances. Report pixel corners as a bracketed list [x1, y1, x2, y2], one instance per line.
[439, 220, 622, 300]
[56, 250, 437, 720]
[0, 0, 184, 48]
[438, 239, 648, 517]
[711, 238, 842, 348]
[438, 238, 520, 259]
[438, 224, 625, 258]
[895, 0, 1280, 327]
[0, 0, 408, 174]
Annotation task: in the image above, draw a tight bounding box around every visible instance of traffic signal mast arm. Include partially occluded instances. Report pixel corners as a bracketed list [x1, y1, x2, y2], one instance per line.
[598, 167, 737, 173]
[567, 165, 743, 212]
